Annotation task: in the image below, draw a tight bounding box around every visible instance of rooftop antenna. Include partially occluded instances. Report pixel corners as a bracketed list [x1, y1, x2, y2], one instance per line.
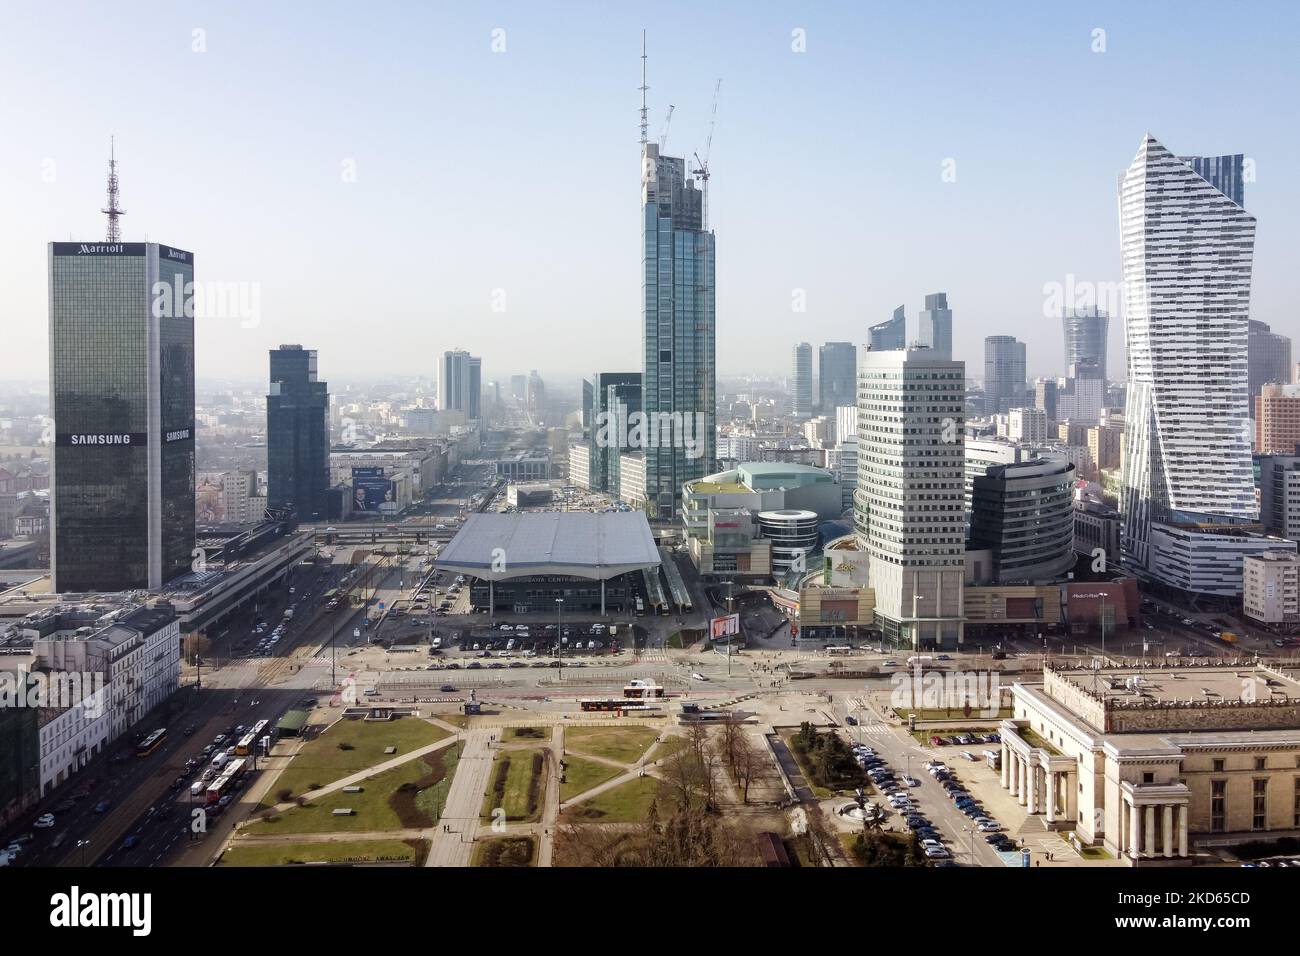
[102, 136, 125, 242]
[639, 30, 649, 147]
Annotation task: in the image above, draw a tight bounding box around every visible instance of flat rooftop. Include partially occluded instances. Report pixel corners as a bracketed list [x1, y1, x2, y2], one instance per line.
[1054, 665, 1300, 705]
[434, 511, 661, 581]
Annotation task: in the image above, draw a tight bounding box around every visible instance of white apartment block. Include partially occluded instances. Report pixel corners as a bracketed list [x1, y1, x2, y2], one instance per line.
[1242, 552, 1300, 627]
[1008, 406, 1049, 443]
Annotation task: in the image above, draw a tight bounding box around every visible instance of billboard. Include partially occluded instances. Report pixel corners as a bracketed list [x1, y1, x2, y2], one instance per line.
[351, 467, 396, 513]
[709, 613, 740, 639]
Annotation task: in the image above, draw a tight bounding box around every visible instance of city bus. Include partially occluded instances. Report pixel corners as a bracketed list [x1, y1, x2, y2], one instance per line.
[205, 757, 248, 806]
[235, 718, 271, 757]
[826, 645, 854, 657]
[579, 698, 658, 713]
[136, 728, 167, 757]
[635, 597, 645, 617]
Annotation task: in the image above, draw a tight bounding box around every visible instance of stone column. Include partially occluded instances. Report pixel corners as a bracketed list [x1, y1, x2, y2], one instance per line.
[1128, 799, 1141, 860]
[1045, 771, 1057, 823]
[1144, 805, 1156, 858]
[1017, 757, 1028, 806]
[1066, 771, 1078, 825]
[1001, 743, 1010, 789]
[1162, 805, 1174, 858]
[1027, 762, 1038, 813]
[1178, 805, 1189, 858]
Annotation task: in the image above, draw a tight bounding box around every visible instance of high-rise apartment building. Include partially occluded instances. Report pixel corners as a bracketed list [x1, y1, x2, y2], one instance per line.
[791, 343, 813, 418]
[1248, 320, 1293, 404]
[854, 348, 966, 647]
[1062, 308, 1109, 384]
[641, 140, 716, 518]
[1255, 384, 1300, 455]
[1118, 136, 1291, 594]
[918, 293, 953, 360]
[49, 240, 195, 593]
[267, 345, 330, 521]
[439, 350, 481, 420]
[1034, 378, 1059, 421]
[984, 335, 1027, 415]
[1258, 456, 1300, 543]
[817, 342, 856, 414]
[868, 306, 906, 351]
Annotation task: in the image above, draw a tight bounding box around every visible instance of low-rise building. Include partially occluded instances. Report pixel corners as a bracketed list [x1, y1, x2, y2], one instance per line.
[1242, 551, 1300, 630]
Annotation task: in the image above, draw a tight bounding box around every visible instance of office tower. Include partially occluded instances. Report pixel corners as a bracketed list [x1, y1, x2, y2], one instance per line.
[1034, 378, 1059, 421]
[969, 457, 1076, 584]
[1118, 135, 1291, 594]
[918, 293, 952, 360]
[1057, 375, 1105, 425]
[984, 335, 1027, 415]
[1087, 423, 1123, 472]
[439, 350, 481, 419]
[868, 306, 906, 351]
[1178, 153, 1245, 207]
[641, 139, 716, 518]
[1255, 384, 1300, 454]
[1008, 407, 1049, 443]
[589, 372, 642, 495]
[854, 348, 966, 647]
[834, 405, 857, 445]
[580, 378, 595, 429]
[267, 345, 330, 521]
[510, 374, 527, 402]
[49, 234, 196, 593]
[818, 342, 856, 415]
[791, 343, 813, 418]
[1062, 308, 1109, 384]
[1258, 456, 1300, 542]
[1248, 320, 1293, 403]
[526, 370, 546, 416]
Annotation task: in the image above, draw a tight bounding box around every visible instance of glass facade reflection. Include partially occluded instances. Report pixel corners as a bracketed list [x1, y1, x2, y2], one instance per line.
[49, 242, 194, 592]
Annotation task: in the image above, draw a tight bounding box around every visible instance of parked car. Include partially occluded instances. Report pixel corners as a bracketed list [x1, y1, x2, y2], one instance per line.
[34, 813, 56, 829]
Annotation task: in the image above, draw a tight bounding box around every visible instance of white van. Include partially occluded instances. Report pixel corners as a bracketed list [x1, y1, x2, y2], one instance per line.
[190, 781, 206, 798]
[211, 752, 230, 770]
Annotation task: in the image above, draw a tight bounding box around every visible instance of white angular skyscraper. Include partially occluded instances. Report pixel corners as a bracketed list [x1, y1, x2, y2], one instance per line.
[1118, 135, 1293, 594]
[791, 342, 813, 418]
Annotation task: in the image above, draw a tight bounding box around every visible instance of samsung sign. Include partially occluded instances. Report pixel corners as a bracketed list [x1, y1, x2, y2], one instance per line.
[164, 426, 193, 443]
[56, 433, 147, 447]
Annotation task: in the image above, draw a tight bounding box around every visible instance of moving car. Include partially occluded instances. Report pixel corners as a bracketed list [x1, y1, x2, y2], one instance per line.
[34, 813, 55, 829]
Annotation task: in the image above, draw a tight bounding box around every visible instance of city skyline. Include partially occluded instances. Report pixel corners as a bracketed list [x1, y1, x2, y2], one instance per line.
[4, 3, 1299, 387]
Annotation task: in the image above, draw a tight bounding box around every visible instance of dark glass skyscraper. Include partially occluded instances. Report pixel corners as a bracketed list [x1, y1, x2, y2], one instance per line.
[1248, 320, 1292, 402]
[267, 345, 330, 521]
[590, 372, 642, 495]
[983, 335, 1027, 415]
[1062, 307, 1109, 383]
[868, 307, 906, 350]
[818, 342, 857, 412]
[641, 141, 715, 519]
[49, 241, 195, 592]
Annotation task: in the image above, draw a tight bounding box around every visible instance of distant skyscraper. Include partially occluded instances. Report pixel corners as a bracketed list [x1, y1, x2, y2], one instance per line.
[1034, 378, 1059, 421]
[439, 350, 481, 419]
[641, 139, 715, 518]
[267, 345, 330, 521]
[868, 306, 906, 351]
[1248, 320, 1292, 403]
[818, 342, 856, 415]
[1062, 307, 1109, 383]
[983, 336, 1027, 415]
[49, 238, 195, 593]
[589, 372, 642, 494]
[854, 348, 966, 648]
[1119, 135, 1291, 594]
[1178, 153, 1245, 207]
[918, 293, 952, 360]
[790, 342, 813, 418]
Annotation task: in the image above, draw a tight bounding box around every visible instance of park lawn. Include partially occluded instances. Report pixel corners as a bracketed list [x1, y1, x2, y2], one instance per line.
[248, 746, 459, 835]
[560, 755, 623, 802]
[505, 726, 551, 742]
[472, 836, 537, 867]
[564, 774, 660, 823]
[647, 735, 689, 761]
[564, 725, 659, 765]
[482, 749, 546, 823]
[265, 716, 449, 804]
[218, 838, 428, 867]
[782, 734, 836, 799]
[665, 632, 685, 649]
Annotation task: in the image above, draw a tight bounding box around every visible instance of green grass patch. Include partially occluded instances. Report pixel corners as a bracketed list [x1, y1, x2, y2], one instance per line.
[564, 725, 659, 764]
[472, 836, 537, 867]
[504, 726, 551, 741]
[665, 632, 685, 649]
[560, 755, 623, 802]
[481, 749, 546, 823]
[264, 716, 449, 805]
[218, 838, 428, 867]
[248, 746, 459, 834]
[564, 774, 660, 823]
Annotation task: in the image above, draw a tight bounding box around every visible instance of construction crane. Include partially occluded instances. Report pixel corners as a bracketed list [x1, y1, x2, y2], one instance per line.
[691, 78, 722, 229]
[659, 104, 675, 150]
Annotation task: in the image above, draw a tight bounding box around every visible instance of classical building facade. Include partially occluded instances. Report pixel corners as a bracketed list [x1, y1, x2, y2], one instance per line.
[999, 663, 1300, 864]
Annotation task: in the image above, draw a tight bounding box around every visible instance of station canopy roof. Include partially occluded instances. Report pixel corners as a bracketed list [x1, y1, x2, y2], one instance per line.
[433, 512, 661, 581]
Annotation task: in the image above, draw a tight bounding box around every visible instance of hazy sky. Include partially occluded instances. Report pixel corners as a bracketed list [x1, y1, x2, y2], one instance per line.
[3, 1, 1298, 389]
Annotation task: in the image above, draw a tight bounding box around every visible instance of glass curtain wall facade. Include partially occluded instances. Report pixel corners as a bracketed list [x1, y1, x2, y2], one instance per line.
[49, 242, 195, 592]
[267, 345, 330, 521]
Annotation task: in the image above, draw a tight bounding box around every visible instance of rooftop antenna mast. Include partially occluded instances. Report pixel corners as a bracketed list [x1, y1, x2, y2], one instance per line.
[102, 136, 125, 242]
[639, 30, 649, 147]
